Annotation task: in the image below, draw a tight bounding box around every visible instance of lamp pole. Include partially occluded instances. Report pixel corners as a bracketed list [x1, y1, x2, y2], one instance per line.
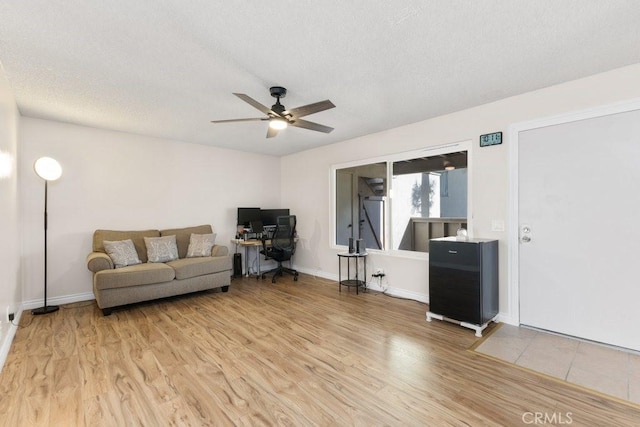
[32, 157, 61, 315]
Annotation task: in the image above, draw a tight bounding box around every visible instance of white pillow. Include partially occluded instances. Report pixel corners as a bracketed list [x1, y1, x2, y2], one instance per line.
[186, 233, 217, 258]
[144, 235, 179, 263]
[103, 239, 142, 269]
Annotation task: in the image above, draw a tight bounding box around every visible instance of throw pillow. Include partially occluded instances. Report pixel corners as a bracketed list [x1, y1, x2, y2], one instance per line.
[103, 239, 142, 269]
[186, 233, 217, 258]
[144, 235, 179, 263]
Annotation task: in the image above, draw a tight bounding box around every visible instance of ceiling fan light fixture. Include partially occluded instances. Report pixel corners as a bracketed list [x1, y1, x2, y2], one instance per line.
[212, 88, 335, 138]
[269, 118, 288, 130]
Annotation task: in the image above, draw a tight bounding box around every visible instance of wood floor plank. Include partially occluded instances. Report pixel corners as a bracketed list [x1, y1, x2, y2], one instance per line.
[50, 355, 83, 426]
[1, 274, 639, 425]
[165, 364, 239, 426]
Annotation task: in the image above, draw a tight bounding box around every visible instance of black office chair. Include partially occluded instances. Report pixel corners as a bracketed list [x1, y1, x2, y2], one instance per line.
[261, 215, 299, 283]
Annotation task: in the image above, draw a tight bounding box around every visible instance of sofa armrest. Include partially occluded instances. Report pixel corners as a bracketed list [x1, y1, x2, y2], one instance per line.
[87, 252, 114, 273]
[211, 244, 229, 257]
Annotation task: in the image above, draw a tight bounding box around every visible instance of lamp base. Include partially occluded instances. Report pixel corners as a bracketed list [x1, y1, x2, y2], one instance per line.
[32, 305, 60, 315]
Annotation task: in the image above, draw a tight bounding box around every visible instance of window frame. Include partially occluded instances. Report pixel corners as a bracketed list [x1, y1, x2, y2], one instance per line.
[330, 140, 473, 259]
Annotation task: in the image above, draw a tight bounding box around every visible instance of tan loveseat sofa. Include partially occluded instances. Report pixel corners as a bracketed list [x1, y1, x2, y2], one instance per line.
[87, 225, 231, 315]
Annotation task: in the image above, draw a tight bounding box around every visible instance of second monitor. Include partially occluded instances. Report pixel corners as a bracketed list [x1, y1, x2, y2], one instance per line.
[260, 209, 290, 227]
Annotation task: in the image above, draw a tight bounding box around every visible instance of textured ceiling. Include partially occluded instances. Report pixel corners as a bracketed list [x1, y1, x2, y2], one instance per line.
[1, 1, 639, 156]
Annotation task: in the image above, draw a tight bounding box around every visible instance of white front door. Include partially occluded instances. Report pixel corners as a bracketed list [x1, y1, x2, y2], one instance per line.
[518, 107, 640, 351]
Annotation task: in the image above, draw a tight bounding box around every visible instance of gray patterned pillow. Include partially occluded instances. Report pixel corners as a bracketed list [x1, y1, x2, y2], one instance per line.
[186, 233, 217, 258]
[103, 239, 142, 268]
[144, 235, 179, 263]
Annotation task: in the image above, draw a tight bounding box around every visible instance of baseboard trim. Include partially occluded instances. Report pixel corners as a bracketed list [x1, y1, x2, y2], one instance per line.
[21, 292, 95, 310]
[295, 266, 337, 281]
[496, 313, 518, 326]
[0, 307, 22, 372]
[366, 283, 429, 304]
[295, 266, 429, 304]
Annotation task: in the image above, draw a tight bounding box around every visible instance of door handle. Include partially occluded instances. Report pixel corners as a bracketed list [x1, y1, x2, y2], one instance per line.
[448, 250, 458, 254]
[520, 224, 532, 243]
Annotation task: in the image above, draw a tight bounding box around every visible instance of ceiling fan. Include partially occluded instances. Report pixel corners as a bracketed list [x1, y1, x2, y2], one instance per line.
[211, 86, 335, 138]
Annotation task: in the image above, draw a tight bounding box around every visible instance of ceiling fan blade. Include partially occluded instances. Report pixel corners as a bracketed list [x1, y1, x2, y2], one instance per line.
[266, 126, 279, 138]
[290, 118, 334, 133]
[234, 93, 277, 116]
[211, 117, 268, 123]
[287, 100, 335, 118]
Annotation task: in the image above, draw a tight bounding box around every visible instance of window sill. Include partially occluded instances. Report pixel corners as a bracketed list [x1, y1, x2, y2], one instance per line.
[332, 245, 429, 260]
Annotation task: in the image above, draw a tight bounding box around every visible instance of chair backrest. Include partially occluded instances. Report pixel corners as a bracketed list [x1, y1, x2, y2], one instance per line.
[272, 215, 296, 253]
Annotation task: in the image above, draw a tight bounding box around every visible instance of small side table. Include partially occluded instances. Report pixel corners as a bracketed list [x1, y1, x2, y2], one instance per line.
[337, 252, 367, 294]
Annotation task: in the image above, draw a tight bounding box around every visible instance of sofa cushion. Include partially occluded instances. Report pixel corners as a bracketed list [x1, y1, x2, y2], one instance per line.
[94, 262, 175, 291]
[93, 229, 160, 263]
[145, 235, 179, 263]
[103, 239, 142, 268]
[167, 256, 231, 280]
[186, 233, 217, 258]
[160, 225, 213, 259]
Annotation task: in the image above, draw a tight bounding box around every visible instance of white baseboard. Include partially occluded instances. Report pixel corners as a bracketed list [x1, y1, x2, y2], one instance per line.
[1, 293, 94, 371]
[496, 312, 518, 326]
[295, 266, 429, 304]
[0, 307, 22, 372]
[366, 282, 429, 303]
[21, 292, 95, 310]
[295, 266, 338, 281]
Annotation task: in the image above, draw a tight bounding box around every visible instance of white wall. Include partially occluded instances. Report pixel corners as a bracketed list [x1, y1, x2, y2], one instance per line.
[11, 63, 640, 323]
[19, 118, 280, 306]
[281, 63, 640, 320]
[0, 68, 20, 363]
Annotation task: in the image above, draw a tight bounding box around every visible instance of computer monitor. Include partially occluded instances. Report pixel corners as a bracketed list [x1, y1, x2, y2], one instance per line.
[250, 220, 264, 233]
[261, 208, 290, 226]
[237, 207, 261, 227]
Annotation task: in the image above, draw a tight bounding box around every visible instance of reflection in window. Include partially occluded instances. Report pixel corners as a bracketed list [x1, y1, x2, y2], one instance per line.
[335, 148, 468, 253]
[392, 152, 467, 252]
[335, 162, 387, 250]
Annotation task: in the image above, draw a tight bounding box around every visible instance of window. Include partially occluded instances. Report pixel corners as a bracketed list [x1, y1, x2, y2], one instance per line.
[335, 162, 387, 250]
[333, 142, 469, 253]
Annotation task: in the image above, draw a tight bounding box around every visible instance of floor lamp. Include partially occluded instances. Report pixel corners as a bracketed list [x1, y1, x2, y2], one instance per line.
[32, 157, 62, 315]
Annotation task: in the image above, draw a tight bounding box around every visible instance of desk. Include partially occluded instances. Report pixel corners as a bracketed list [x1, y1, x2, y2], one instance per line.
[231, 239, 263, 278]
[337, 252, 367, 294]
[231, 237, 300, 279]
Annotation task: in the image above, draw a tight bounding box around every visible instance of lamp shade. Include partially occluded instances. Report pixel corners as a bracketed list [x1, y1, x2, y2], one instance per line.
[34, 157, 62, 181]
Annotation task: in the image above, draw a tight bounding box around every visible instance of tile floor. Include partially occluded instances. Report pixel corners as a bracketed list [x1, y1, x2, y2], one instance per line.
[475, 324, 640, 404]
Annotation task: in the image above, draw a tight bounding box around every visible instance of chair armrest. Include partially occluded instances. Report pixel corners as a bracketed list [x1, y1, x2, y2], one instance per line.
[260, 238, 271, 259]
[211, 244, 229, 257]
[87, 252, 114, 273]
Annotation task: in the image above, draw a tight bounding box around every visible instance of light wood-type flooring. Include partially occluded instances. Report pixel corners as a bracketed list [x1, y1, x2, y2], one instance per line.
[1, 274, 639, 426]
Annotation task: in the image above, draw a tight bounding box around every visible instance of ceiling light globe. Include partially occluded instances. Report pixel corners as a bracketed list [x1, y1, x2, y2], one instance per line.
[34, 157, 63, 181]
[444, 165, 455, 171]
[269, 119, 288, 130]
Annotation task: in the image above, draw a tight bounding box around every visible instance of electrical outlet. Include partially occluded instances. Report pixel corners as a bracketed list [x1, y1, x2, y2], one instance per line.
[8, 313, 14, 322]
[372, 270, 386, 278]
